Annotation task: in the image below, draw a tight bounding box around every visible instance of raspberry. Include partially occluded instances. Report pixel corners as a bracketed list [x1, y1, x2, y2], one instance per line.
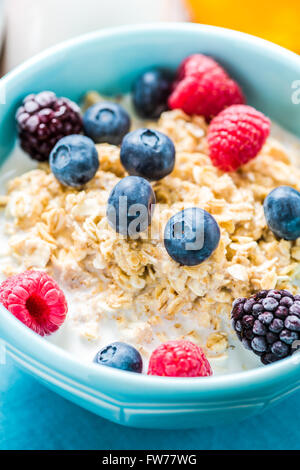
[207, 105, 270, 172]
[0, 270, 67, 336]
[168, 54, 245, 120]
[147, 340, 212, 377]
[16, 91, 83, 162]
[176, 54, 227, 82]
[231, 290, 300, 364]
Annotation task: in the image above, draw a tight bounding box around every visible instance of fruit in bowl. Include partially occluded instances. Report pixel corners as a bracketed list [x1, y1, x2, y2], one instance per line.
[0, 24, 300, 429]
[1, 48, 299, 375]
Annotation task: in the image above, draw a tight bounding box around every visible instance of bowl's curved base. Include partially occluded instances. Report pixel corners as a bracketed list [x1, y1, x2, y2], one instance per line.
[8, 350, 299, 429]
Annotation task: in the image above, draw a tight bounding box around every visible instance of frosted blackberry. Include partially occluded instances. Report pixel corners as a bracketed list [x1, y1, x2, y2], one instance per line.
[16, 91, 82, 161]
[231, 290, 300, 364]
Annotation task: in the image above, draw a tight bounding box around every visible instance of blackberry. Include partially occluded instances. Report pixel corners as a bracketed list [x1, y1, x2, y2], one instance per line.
[16, 91, 82, 161]
[231, 290, 300, 364]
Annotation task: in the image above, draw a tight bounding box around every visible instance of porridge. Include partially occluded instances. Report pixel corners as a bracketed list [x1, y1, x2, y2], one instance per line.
[0, 54, 300, 376]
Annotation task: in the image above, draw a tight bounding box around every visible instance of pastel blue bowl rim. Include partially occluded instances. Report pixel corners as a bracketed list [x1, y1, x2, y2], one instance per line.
[0, 22, 300, 396]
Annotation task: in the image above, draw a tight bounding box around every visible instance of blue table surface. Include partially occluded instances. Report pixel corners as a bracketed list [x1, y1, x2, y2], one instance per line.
[0, 356, 299, 450]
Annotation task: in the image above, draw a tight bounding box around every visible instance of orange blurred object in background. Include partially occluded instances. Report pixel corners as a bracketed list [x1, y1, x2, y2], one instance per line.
[185, 0, 300, 53]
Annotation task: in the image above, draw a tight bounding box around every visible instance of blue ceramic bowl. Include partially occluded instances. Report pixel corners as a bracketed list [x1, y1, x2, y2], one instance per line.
[0, 23, 300, 430]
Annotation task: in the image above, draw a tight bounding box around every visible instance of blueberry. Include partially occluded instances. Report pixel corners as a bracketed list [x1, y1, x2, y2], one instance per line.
[120, 128, 175, 181]
[107, 175, 155, 237]
[83, 102, 130, 145]
[50, 134, 99, 188]
[132, 69, 172, 119]
[164, 207, 220, 266]
[94, 342, 143, 373]
[264, 186, 300, 240]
